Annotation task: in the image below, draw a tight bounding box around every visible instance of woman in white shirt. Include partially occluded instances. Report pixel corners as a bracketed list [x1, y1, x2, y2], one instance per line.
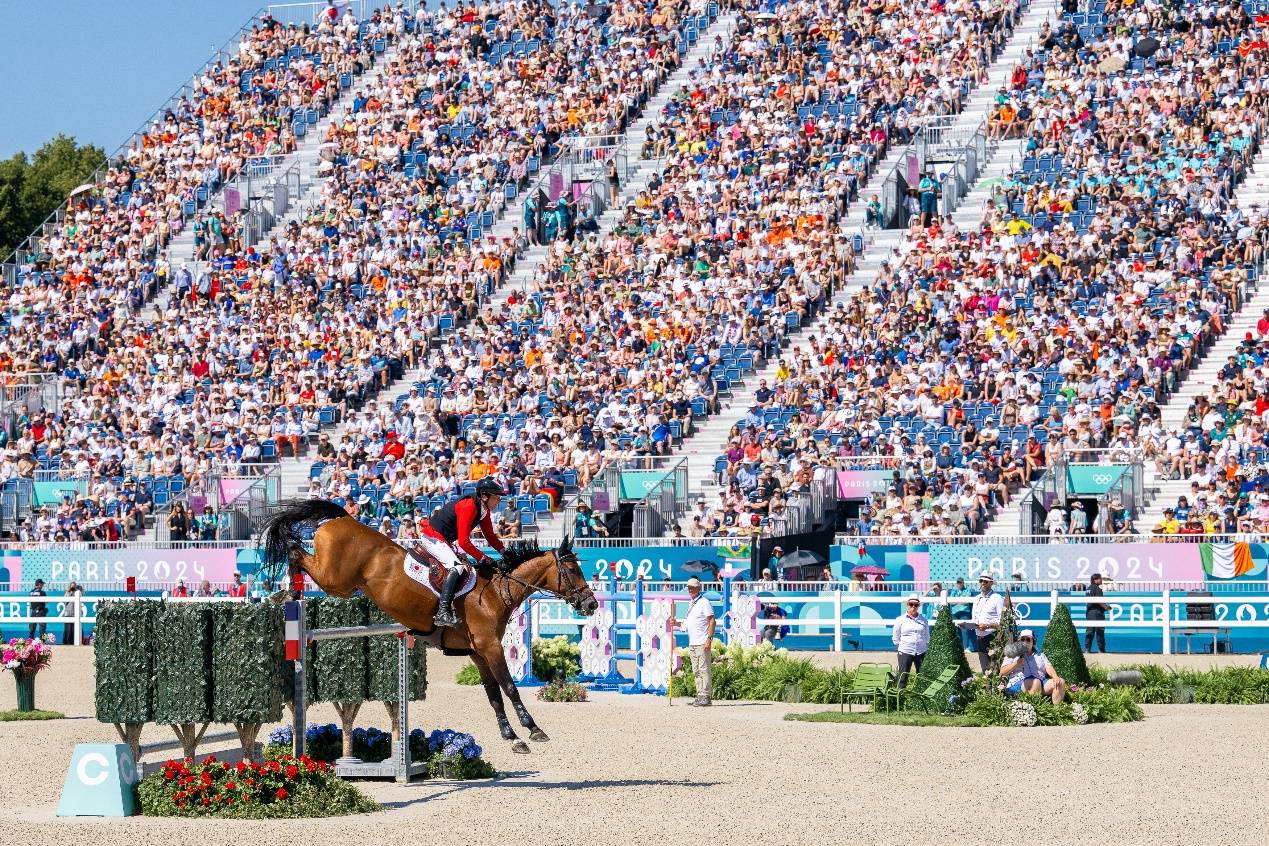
[892, 595, 931, 689]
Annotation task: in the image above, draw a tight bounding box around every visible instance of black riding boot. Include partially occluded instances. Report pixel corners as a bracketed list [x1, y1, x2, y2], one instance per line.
[434, 567, 464, 627]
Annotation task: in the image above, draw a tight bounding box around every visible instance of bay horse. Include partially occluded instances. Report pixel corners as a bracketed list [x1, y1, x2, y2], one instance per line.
[261, 499, 598, 754]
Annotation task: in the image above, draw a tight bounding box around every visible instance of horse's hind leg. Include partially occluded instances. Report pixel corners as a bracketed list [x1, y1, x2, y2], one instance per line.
[471, 651, 530, 754]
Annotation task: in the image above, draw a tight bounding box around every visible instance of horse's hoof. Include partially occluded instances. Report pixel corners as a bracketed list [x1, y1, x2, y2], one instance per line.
[511, 740, 531, 754]
[529, 729, 549, 742]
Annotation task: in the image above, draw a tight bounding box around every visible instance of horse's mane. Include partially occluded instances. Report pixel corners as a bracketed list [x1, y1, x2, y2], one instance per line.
[500, 540, 545, 569]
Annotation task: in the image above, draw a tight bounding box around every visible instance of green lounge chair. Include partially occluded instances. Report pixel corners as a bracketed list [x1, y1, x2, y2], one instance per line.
[899, 666, 961, 713]
[841, 663, 894, 712]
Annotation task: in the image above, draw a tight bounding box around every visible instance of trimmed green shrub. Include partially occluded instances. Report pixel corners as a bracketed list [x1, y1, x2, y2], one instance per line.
[916, 605, 972, 692]
[455, 663, 482, 685]
[964, 693, 1011, 726]
[367, 605, 427, 704]
[1041, 603, 1091, 685]
[212, 602, 285, 762]
[94, 599, 159, 758]
[153, 603, 214, 759]
[310, 596, 370, 758]
[531, 636, 581, 682]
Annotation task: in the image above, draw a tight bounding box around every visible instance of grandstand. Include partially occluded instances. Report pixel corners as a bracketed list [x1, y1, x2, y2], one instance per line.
[4, 0, 1269, 547]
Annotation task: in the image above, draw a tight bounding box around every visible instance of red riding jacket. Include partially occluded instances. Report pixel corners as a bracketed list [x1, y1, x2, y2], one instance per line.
[425, 494, 505, 562]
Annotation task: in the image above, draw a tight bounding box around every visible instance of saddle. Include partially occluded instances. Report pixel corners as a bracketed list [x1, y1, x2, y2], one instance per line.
[405, 549, 478, 598]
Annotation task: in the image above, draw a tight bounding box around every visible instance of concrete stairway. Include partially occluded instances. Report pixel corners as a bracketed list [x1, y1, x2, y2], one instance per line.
[272, 16, 738, 518]
[672, 0, 1058, 519]
[150, 39, 405, 316]
[987, 50, 1269, 536]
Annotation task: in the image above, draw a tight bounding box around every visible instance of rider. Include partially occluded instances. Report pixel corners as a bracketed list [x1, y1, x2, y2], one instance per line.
[419, 477, 506, 627]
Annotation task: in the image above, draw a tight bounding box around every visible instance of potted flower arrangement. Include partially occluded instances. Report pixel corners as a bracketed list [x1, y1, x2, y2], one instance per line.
[3, 634, 55, 712]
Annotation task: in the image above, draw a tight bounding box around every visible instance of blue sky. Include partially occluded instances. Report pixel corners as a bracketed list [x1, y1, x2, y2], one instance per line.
[0, 1, 269, 159]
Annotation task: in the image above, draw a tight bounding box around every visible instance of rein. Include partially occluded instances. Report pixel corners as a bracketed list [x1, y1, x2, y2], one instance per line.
[488, 552, 588, 609]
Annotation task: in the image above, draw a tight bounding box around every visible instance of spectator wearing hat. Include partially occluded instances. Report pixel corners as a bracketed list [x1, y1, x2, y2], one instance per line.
[1001, 630, 1067, 705]
[1068, 500, 1088, 537]
[673, 576, 715, 706]
[892, 594, 930, 689]
[970, 574, 1003, 672]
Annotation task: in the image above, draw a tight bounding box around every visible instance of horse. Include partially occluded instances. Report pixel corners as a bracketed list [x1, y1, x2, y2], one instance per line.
[261, 498, 598, 754]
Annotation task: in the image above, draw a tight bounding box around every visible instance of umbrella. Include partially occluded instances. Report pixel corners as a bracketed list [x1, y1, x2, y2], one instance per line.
[1133, 36, 1160, 58]
[1096, 54, 1126, 73]
[850, 565, 889, 577]
[68, 183, 94, 197]
[780, 549, 826, 568]
[682, 559, 720, 576]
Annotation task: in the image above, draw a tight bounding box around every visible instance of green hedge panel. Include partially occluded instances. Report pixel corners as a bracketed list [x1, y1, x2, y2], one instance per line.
[310, 596, 369, 705]
[212, 602, 285, 724]
[94, 600, 159, 724]
[152, 603, 214, 725]
[367, 604, 427, 703]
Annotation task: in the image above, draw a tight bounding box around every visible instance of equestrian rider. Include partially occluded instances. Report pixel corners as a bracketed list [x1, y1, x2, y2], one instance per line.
[419, 477, 506, 627]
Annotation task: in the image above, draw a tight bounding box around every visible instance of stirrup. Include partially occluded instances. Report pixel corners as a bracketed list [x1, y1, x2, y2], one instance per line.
[433, 605, 460, 627]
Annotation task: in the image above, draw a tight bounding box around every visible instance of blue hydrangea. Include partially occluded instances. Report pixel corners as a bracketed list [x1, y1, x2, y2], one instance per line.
[267, 725, 294, 745]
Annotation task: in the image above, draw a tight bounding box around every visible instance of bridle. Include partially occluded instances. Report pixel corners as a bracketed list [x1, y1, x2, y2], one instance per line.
[491, 549, 591, 611]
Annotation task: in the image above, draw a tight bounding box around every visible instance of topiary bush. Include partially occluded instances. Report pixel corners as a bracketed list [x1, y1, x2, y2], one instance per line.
[152, 603, 214, 759]
[989, 594, 1021, 679]
[212, 602, 284, 763]
[1040, 603, 1092, 685]
[916, 605, 972, 693]
[94, 599, 159, 760]
[309, 597, 369, 759]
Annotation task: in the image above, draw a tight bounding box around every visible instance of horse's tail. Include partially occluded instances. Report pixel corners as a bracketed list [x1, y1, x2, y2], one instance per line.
[259, 499, 349, 583]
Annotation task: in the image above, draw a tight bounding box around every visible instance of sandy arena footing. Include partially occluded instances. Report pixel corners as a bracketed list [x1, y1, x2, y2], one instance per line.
[1, 648, 1266, 846]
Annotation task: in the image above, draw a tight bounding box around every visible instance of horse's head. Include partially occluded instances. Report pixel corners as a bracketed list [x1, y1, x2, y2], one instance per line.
[545, 536, 598, 616]
[501, 537, 598, 616]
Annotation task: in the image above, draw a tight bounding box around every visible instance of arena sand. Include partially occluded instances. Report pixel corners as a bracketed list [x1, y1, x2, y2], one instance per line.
[1, 648, 1266, 846]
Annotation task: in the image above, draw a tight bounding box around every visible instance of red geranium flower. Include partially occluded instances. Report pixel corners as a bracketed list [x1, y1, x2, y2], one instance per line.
[201, 797, 211, 806]
[200, 772, 213, 785]
[165, 770, 176, 781]
[202, 755, 217, 765]
[304, 759, 316, 772]
[236, 761, 248, 773]
[225, 781, 237, 791]
[275, 787, 289, 801]
[268, 761, 281, 773]
[285, 764, 299, 779]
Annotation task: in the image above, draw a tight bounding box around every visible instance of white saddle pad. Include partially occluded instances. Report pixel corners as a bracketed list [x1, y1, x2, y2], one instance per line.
[405, 549, 478, 598]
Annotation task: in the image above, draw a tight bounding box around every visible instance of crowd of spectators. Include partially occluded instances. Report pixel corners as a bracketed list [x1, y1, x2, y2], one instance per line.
[2, 5, 408, 538]
[712, 0, 1269, 539]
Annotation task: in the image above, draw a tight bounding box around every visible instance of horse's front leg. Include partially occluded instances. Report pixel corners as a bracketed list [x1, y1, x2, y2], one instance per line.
[470, 650, 530, 754]
[476, 638, 549, 744]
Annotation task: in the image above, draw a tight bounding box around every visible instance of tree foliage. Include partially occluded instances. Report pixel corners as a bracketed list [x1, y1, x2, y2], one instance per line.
[94, 599, 158, 724]
[916, 605, 972, 690]
[0, 135, 106, 257]
[212, 602, 285, 724]
[1042, 603, 1092, 685]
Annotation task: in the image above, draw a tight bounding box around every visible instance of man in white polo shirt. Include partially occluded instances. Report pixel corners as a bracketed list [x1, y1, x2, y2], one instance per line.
[971, 573, 1004, 671]
[674, 576, 716, 706]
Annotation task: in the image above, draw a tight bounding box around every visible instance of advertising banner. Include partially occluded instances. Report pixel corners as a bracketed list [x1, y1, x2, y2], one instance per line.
[835, 470, 896, 500]
[13, 548, 243, 587]
[929, 543, 1210, 585]
[576, 543, 750, 582]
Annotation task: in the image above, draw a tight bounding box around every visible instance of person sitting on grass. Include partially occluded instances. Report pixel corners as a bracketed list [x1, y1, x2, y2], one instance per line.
[1000, 629, 1067, 705]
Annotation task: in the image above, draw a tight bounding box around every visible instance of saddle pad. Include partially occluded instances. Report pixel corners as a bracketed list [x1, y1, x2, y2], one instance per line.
[405, 549, 477, 598]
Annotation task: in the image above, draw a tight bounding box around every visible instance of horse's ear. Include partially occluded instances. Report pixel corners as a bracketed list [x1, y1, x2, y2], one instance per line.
[559, 535, 573, 556]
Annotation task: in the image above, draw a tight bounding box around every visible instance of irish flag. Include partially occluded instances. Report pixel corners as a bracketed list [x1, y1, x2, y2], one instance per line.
[1200, 543, 1255, 579]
